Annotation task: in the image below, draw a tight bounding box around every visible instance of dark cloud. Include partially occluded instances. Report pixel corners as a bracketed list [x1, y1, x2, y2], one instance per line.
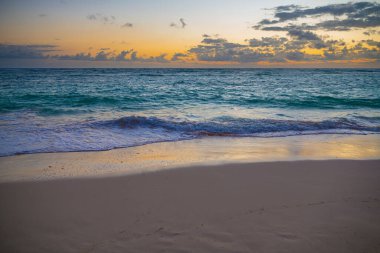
[273, 2, 378, 22]
[363, 39, 380, 48]
[131, 52, 169, 63]
[115, 50, 132, 61]
[317, 16, 380, 31]
[121, 22, 133, 28]
[170, 18, 187, 28]
[38, 14, 47, 18]
[363, 29, 380, 36]
[188, 36, 270, 62]
[258, 26, 288, 31]
[202, 37, 227, 44]
[151, 54, 170, 63]
[51, 49, 170, 63]
[53, 53, 92, 61]
[254, 23, 317, 31]
[272, 5, 302, 12]
[287, 29, 321, 41]
[187, 34, 380, 63]
[285, 51, 305, 61]
[249, 37, 288, 48]
[256, 19, 280, 26]
[94, 50, 111, 61]
[255, 2, 380, 32]
[0, 44, 58, 59]
[322, 41, 380, 61]
[180, 18, 187, 28]
[2, 33, 379, 65]
[87, 13, 116, 24]
[171, 53, 188, 61]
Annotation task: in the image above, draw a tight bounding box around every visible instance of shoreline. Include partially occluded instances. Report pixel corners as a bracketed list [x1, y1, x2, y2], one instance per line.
[1, 160, 379, 252]
[1, 134, 379, 182]
[1, 131, 379, 159]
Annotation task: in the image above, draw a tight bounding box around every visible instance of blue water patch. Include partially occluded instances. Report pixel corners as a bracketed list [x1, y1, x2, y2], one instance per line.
[0, 68, 379, 156]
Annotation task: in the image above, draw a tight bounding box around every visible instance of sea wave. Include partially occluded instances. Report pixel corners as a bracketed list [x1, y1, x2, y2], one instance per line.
[101, 115, 380, 136]
[2, 96, 379, 115]
[1, 114, 379, 156]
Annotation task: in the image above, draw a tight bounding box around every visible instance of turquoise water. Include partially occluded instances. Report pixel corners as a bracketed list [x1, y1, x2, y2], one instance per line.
[0, 68, 379, 156]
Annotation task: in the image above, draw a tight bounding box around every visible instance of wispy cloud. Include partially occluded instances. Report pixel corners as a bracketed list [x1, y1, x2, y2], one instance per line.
[87, 13, 116, 25]
[170, 18, 187, 28]
[121, 22, 133, 28]
[363, 29, 380, 36]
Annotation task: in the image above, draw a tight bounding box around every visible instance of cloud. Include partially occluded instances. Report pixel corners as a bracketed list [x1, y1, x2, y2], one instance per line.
[287, 29, 320, 41]
[285, 51, 305, 61]
[87, 14, 96, 20]
[121, 22, 133, 28]
[273, 2, 378, 22]
[188, 36, 270, 62]
[249, 37, 288, 48]
[363, 29, 380, 36]
[87, 13, 116, 24]
[180, 18, 187, 28]
[129, 52, 170, 63]
[115, 50, 132, 61]
[362, 39, 380, 48]
[54, 53, 92, 61]
[286, 29, 328, 49]
[270, 4, 302, 12]
[254, 2, 380, 32]
[50, 48, 170, 63]
[151, 54, 170, 63]
[94, 50, 111, 61]
[2, 33, 379, 65]
[187, 34, 380, 63]
[317, 16, 380, 31]
[170, 18, 187, 28]
[171, 52, 188, 61]
[38, 14, 47, 18]
[0, 44, 58, 59]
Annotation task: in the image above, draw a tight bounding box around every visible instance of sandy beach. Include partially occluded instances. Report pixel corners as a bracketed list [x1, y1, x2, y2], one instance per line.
[1, 159, 380, 253]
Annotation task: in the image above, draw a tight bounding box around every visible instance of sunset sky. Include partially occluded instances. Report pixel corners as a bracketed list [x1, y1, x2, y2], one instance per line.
[0, 0, 379, 67]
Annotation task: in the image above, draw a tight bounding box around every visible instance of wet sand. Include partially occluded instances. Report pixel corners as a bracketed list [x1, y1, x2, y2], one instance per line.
[1, 134, 379, 182]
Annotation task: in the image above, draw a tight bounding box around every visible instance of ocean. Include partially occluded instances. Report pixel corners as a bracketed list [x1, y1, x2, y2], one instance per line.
[0, 68, 379, 157]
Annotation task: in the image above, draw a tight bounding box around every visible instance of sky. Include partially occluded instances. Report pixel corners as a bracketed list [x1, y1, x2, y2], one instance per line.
[0, 0, 379, 67]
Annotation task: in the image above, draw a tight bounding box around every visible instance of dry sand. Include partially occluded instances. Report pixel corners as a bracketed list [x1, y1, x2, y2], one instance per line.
[1, 160, 380, 253]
